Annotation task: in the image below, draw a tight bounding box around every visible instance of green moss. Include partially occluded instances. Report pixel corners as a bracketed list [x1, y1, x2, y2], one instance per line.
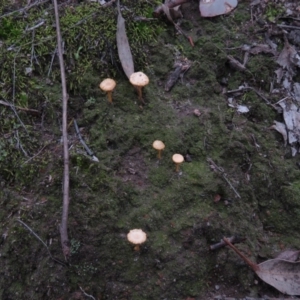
[2, 1, 300, 299]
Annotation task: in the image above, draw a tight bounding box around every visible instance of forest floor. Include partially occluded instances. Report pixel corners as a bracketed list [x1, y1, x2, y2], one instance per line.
[1, 0, 300, 299]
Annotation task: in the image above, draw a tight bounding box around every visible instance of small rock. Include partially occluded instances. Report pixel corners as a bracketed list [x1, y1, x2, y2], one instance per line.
[193, 109, 201, 117]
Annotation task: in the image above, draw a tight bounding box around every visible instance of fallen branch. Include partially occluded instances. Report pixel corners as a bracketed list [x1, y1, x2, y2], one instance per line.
[53, 0, 70, 260]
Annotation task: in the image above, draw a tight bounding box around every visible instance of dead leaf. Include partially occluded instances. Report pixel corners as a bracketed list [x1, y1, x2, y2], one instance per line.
[249, 44, 277, 56]
[276, 38, 297, 76]
[269, 121, 288, 146]
[276, 250, 300, 262]
[224, 238, 300, 295]
[278, 100, 300, 146]
[274, 67, 284, 83]
[199, 0, 237, 17]
[227, 55, 246, 72]
[294, 83, 300, 102]
[116, 0, 134, 79]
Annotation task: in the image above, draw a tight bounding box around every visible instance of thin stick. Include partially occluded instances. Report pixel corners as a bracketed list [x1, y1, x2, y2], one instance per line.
[207, 158, 241, 199]
[223, 237, 259, 272]
[79, 286, 96, 300]
[209, 235, 245, 251]
[277, 24, 300, 30]
[22, 143, 48, 165]
[15, 130, 29, 157]
[74, 119, 99, 162]
[11, 51, 29, 134]
[226, 85, 278, 110]
[0, 99, 39, 114]
[47, 46, 57, 77]
[53, 0, 70, 260]
[16, 219, 67, 266]
[0, 0, 49, 19]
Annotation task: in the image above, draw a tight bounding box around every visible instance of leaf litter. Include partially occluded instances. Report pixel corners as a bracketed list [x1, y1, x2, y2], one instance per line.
[225, 23, 300, 155]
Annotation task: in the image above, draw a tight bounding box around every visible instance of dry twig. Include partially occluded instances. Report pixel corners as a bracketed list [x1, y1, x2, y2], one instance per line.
[79, 286, 96, 300]
[0, 99, 39, 115]
[53, 0, 70, 260]
[207, 158, 241, 198]
[16, 219, 66, 266]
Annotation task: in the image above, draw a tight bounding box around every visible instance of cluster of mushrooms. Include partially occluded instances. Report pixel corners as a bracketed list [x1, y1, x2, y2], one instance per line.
[100, 75, 185, 252]
[127, 142, 184, 252]
[99, 71, 149, 104]
[152, 140, 184, 172]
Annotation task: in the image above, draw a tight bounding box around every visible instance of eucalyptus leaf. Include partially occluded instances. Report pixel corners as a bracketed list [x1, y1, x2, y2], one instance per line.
[116, 0, 134, 79]
[224, 238, 300, 296]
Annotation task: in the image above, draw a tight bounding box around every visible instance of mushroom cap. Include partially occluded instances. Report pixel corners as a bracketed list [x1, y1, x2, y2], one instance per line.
[152, 140, 165, 151]
[129, 72, 149, 87]
[127, 229, 147, 245]
[172, 154, 184, 164]
[99, 78, 116, 92]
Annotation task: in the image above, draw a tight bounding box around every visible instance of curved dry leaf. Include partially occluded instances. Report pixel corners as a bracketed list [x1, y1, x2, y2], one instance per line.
[269, 121, 287, 146]
[116, 0, 134, 79]
[256, 259, 300, 295]
[200, 0, 237, 17]
[224, 238, 300, 296]
[276, 38, 297, 77]
[276, 250, 300, 262]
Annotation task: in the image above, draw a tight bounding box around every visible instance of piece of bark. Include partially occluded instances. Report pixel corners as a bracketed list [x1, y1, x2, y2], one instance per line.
[165, 66, 182, 91]
[165, 60, 191, 91]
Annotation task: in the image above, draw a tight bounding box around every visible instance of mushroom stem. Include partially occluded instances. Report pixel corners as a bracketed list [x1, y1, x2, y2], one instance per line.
[175, 163, 180, 172]
[157, 150, 162, 159]
[107, 91, 113, 103]
[136, 86, 143, 102]
[134, 245, 140, 251]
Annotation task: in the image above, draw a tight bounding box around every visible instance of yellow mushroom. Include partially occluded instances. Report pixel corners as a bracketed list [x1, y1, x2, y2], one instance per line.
[129, 72, 149, 102]
[99, 78, 116, 103]
[152, 140, 165, 159]
[127, 229, 147, 251]
[172, 154, 184, 172]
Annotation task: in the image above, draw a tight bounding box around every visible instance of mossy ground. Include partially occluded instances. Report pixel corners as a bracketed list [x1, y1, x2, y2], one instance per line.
[1, 0, 300, 299]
